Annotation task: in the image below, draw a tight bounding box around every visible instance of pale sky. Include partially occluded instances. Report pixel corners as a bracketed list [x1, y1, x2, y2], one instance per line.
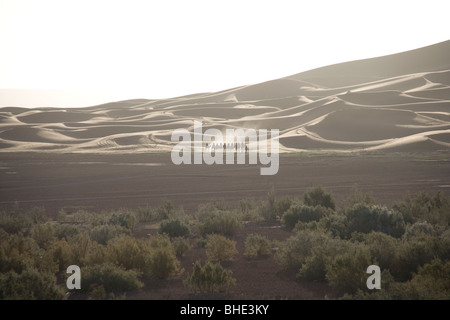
[0, 0, 449, 108]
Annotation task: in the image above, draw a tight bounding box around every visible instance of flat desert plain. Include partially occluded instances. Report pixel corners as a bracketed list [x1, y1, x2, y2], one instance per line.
[0, 152, 449, 216]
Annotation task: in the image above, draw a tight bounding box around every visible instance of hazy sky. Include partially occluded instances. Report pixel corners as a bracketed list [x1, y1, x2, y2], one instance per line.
[0, 0, 449, 108]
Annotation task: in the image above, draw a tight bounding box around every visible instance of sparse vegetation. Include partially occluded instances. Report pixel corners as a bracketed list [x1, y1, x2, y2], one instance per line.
[205, 234, 238, 262]
[159, 218, 190, 238]
[196, 203, 241, 236]
[244, 233, 272, 258]
[0, 187, 448, 300]
[303, 186, 336, 210]
[183, 260, 236, 294]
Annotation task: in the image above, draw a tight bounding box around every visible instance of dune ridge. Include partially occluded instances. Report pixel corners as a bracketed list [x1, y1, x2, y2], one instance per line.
[1, 41, 449, 154]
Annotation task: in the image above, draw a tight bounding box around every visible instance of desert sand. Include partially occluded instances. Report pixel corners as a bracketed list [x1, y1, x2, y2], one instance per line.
[1, 40, 449, 154]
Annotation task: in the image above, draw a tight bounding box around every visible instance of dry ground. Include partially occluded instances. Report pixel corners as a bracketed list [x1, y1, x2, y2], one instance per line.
[1, 152, 449, 299]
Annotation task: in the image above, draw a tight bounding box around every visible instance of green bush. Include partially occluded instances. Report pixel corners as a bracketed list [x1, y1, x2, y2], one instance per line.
[0, 268, 66, 300]
[106, 235, 147, 272]
[244, 233, 272, 258]
[172, 237, 191, 258]
[362, 232, 399, 271]
[325, 246, 374, 295]
[68, 232, 106, 267]
[89, 224, 131, 245]
[206, 234, 238, 262]
[238, 198, 261, 221]
[345, 186, 376, 208]
[135, 206, 155, 223]
[197, 208, 241, 237]
[155, 199, 179, 221]
[403, 221, 438, 240]
[54, 223, 81, 241]
[319, 214, 348, 238]
[357, 259, 450, 299]
[394, 258, 450, 299]
[345, 204, 406, 238]
[148, 246, 181, 279]
[184, 260, 236, 294]
[159, 218, 190, 238]
[48, 239, 73, 274]
[0, 212, 32, 234]
[282, 204, 330, 230]
[393, 234, 441, 281]
[303, 186, 336, 210]
[0, 233, 36, 274]
[276, 230, 328, 270]
[81, 263, 143, 294]
[31, 223, 55, 249]
[107, 211, 136, 230]
[393, 191, 450, 225]
[297, 236, 350, 282]
[258, 189, 293, 221]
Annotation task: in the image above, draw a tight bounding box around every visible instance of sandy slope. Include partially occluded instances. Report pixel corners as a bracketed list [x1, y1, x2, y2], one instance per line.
[0, 41, 449, 154]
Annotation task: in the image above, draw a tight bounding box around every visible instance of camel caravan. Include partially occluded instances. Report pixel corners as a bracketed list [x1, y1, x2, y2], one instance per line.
[204, 141, 249, 153]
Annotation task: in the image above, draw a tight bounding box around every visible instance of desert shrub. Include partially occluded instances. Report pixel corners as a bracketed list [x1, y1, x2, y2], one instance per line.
[403, 221, 438, 240]
[361, 232, 399, 271]
[139, 234, 181, 278]
[135, 206, 155, 223]
[81, 263, 143, 294]
[360, 259, 450, 300]
[282, 204, 331, 230]
[89, 224, 131, 245]
[394, 258, 450, 299]
[439, 229, 450, 261]
[148, 246, 181, 279]
[319, 213, 348, 238]
[275, 196, 294, 218]
[303, 186, 336, 210]
[197, 208, 241, 237]
[54, 223, 80, 240]
[159, 218, 190, 238]
[238, 197, 261, 221]
[258, 204, 276, 222]
[0, 268, 66, 300]
[206, 234, 238, 262]
[292, 220, 319, 233]
[393, 234, 441, 281]
[58, 209, 103, 226]
[244, 233, 272, 258]
[276, 230, 328, 270]
[297, 236, 351, 282]
[393, 191, 450, 225]
[31, 223, 55, 249]
[258, 189, 293, 221]
[0, 212, 33, 234]
[28, 206, 48, 224]
[172, 237, 191, 258]
[325, 245, 374, 295]
[345, 186, 377, 209]
[0, 233, 36, 273]
[196, 237, 208, 248]
[106, 235, 147, 272]
[107, 211, 136, 230]
[48, 239, 73, 274]
[155, 199, 178, 221]
[184, 260, 236, 294]
[345, 204, 406, 238]
[67, 232, 95, 266]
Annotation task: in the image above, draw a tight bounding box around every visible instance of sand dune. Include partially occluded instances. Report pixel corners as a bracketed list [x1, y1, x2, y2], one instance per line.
[1, 40, 449, 154]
